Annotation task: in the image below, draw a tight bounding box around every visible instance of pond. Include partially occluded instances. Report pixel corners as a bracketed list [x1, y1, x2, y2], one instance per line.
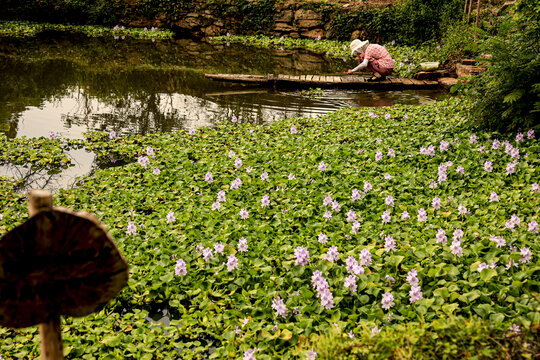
[0, 33, 448, 191]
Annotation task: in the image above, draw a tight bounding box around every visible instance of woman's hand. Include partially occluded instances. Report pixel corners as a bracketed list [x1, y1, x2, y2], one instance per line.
[347, 69, 353, 75]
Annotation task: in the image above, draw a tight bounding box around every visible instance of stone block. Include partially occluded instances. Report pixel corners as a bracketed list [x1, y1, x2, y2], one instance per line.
[300, 29, 324, 39]
[438, 77, 459, 90]
[273, 22, 295, 32]
[295, 9, 320, 21]
[414, 70, 448, 80]
[456, 63, 486, 78]
[297, 19, 320, 29]
[275, 10, 293, 23]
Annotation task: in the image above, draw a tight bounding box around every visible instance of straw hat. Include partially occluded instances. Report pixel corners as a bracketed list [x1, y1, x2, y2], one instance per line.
[350, 39, 369, 56]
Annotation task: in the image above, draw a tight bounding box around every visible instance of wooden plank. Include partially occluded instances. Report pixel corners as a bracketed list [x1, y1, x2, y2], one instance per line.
[313, 75, 321, 83]
[401, 78, 414, 85]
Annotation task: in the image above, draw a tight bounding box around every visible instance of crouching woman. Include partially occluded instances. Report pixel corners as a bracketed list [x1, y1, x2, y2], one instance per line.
[347, 39, 395, 81]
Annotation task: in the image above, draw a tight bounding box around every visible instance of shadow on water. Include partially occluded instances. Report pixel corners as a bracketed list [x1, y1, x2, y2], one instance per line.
[0, 33, 448, 190]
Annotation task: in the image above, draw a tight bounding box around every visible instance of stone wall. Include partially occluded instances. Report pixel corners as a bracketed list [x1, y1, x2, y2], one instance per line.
[120, 0, 394, 40]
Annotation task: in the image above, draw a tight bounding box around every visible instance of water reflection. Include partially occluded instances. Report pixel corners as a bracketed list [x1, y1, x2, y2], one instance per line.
[0, 33, 447, 191]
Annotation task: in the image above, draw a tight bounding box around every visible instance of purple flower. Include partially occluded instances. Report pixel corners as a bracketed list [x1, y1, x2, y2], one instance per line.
[407, 269, 419, 286]
[230, 178, 242, 190]
[432, 196, 442, 210]
[527, 129, 535, 139]
[409, 285, 423, 303]
[272, 296, 288, 318]
[295, 246, 310, 266]
[490, 234, 506, 247]
[489, 191, 499, 202]
[401, 211, 410, 220]
[318, 161, 327, 171]
[509, 324, 521, 335]
[388, 148, 395, 157]
[316, 35, 321, 40]
[175, 259, 187, 276]
[533, 183, 540, 192]
[202, 247, 213, 262]
[109, 130, 116, 139]
[290, 125, 297, 134]
[484, 161, 493, 173]
[205, 172, 213, 183]
[477, 262, 489, 272]
[381, 210, 391, 224]
[138, 156, 150, 168]
[506, 161, 518, 175]
[238, 237, 248, 252]
[375, 150, 383, 161]
[364, 181, 372, 192]
[331, 200, 341, 213]
[456, 165, 465, 175]
[260, 171, 269, 181]
[323, 211, 332, 221]
[153, 168, 160, 175]
[212, 201, 221, 211]
[359, 248, 372, 266]
[146, 146, 154, 156]
[528, 220, 538, 233]
[346, 210, 357, 223]
[214, 242, 224, 254]
[243, 348, 257, 360]
[318, 233, 328, 244]
[381, 292, 394, 310]
[126, 222, 137, 235]
[385, 195, 395, 207]
[324, 245, 340, 262]
[438, 163, 447, 183]
[384, 235, 396, 252]
[439, 141, 450, 152]
[323, 195, 333, 206]
[287, 173, 296, 180]
[188, 128, 196, 135]
[166, 211, 175, 223]
[234, 157, 243, 168]
[453, 228, 464, 240]
[351, 189, 362, 201]
[469, 134, 478, 144]
[239, 208, 249, 219]
[261, 194, 270, 207]
[215, 190, 226, 203]
[429, 181, 438, 189]
[344, 275, 357, 293]
[450, 240, 463, 257]
[417, 208, 427, 222]
[0, 213, 3, 221]
[436, 229, 447, 245]
[520, 247, 532, 263]
[384, 113, 391, 120]
[371, 326, 381, 336]
[306, 350, 318, 360]
[351, 221, 361, 234]
[516, 133, 524, 142]
[345, 255, 364, 275]
[458, 204, 468, 215]
[226, 254, 238, 271]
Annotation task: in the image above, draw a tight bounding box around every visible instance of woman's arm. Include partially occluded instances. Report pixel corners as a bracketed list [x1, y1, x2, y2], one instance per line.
[349, 58, 369, 73]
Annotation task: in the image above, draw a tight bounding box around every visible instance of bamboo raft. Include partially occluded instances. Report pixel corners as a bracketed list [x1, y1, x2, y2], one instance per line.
[205, 73, 439, 89]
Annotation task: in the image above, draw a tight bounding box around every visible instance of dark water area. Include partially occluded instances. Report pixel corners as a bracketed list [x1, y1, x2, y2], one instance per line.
[0, 33, 448, 190]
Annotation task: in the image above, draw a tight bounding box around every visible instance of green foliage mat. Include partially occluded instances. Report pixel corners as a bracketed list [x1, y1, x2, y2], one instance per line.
[0, 98, 539, 359]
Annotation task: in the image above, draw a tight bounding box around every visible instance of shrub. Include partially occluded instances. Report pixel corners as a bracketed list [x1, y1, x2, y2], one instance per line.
[467, 1, 540, 132]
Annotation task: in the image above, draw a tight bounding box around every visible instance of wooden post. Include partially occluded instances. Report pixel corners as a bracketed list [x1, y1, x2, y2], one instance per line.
[39, 318, 64, 360]
[467, 0, 473, 23]
[28, 190, 64, 360]
[464, 0, 469, 21]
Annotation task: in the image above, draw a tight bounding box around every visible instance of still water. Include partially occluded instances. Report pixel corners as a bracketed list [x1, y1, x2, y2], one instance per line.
[0, 34, 447, 190]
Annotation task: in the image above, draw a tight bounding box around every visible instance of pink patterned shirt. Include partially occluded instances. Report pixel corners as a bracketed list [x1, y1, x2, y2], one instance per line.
[363, 44, 395, 69]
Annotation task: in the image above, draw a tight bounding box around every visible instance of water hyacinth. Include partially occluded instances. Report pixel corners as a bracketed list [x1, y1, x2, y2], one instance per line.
[138, 155, 150, 168]
[359, 248, 372, 266]
[212, 201, 221, 211]
[450, 239, 463, 257]
[318, 161, 327, 171]
[214, 242, 224, 255]
[490, 234, 506, 248]
[432, 196, 442, 210]
[239, 208, 249, 220]
[519, 247, 532, 263]
[364, 181, 372, 192]
[409, 285, 423, 303]
[456, 165, 465, 175]
[238, 237, 248, 252]
[401, 211, 410, 220]
[527, 129, 535, 139]
[351, 221, 361, 233]
[126, 222, 137, 235]
[109, 130, 116, 139]
[235, 157, 243, 168]
[344, 275, 357, 293]
[528, 220, 538, 233]
[324, 245, 340, 262]
[406, 269, 419, 286]
[226, 254, 239, 271]
[490, 191, 499, 202]
[288, 173, 296, 180]
[174, 259, 187, 276]
[166, 211, 175, 223]
[381, 210, 391, 223]
[345, 255, 364, 275]
[385, 195, 394, 207]
[458, 204, 469, 216]
[484, 161, 493, 173]
[306, 350, 318, 360]
[351, 189, 362, 201]
[290, 125, 297, 134]
[323, 195, 333, 206]
[417, 208, 427, 222]
[272, 296, 288, 318]
[375, 150, 383, 161]
[323, 211, 332, 221]
[260, 171, 269, 181]
[294, 246, 310, 266]
[436, 229, 447, 245]
[346, 210, 357, 223]
[384, 235, 396, 252]
[381, 292, 394, 310]
[243, 348, 257, 360]
[440, 140, 450, 151]
[317, 233, 328, 244]
[202, 247, 213, 262]
[231, 178, 242, 190]
[388, 148, 396, 157]
[205, 172, 213, 183]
